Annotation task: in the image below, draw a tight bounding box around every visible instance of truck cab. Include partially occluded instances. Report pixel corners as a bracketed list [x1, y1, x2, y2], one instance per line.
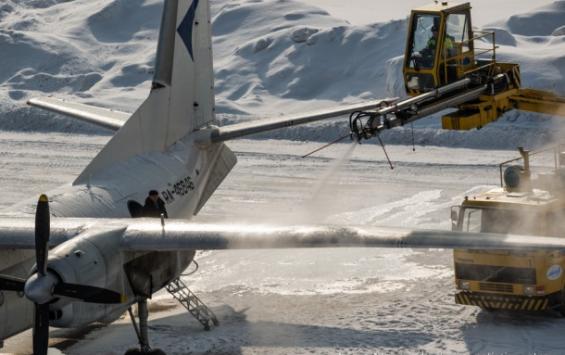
[400, 3, 564, 133]
[404, 2, 476, 95]
[451, 148, 565, 313]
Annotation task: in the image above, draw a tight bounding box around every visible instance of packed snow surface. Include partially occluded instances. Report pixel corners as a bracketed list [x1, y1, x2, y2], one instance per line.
[0, 0, 564, 148]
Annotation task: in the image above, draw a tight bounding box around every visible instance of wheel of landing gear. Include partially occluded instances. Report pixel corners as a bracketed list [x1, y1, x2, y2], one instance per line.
[124, 349, 142, 355]
[149, 349, 167, 355]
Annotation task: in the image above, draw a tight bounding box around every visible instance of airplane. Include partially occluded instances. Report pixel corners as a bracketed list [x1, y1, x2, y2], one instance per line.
[2, 1, 565, 354]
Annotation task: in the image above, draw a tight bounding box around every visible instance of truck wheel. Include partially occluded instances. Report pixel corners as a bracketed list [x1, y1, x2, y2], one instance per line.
[557, 290, 565, 317]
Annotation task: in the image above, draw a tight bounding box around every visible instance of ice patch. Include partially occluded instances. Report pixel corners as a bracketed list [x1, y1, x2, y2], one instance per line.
[334, 190, 443, 226]
[188, 249, 452, 296]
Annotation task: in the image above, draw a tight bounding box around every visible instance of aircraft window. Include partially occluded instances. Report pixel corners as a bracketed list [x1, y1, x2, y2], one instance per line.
[446, 14, 470, 53]
[408, 14, 441, 69]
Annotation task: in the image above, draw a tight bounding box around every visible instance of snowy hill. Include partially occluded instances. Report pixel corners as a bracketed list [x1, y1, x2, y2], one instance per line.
[0, 0, 564, 148]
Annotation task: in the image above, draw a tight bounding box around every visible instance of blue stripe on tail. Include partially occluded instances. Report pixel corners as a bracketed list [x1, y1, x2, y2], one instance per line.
[177, 0, 200, 61]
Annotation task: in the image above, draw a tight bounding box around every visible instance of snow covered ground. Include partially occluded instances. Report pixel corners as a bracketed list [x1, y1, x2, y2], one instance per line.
[0, 134, 564, 354]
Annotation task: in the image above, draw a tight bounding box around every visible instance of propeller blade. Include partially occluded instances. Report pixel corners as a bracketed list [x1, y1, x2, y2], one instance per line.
[35, 194, 50, 277]
[54, 283, 126, 304]
[33, 303, 50, 355]
[0, 275, 25, 292]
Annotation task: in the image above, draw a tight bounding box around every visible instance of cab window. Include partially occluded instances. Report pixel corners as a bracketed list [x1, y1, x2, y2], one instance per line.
[446, 13, 470, 54]
[408, 14, 441, 69]
[460, 207, 543, 235]
[461, 208, 482, 233]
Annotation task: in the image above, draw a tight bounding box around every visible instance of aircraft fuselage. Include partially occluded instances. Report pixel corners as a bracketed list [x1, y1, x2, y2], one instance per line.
[0, 134, 223, 341]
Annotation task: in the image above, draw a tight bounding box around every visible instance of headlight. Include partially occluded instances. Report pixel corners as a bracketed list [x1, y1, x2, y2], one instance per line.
[524, 285, 535, 296]
[458, 280, 470, 290]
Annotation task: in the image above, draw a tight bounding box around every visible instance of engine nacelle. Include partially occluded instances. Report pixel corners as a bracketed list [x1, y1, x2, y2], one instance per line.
[47, 227, 128, 328]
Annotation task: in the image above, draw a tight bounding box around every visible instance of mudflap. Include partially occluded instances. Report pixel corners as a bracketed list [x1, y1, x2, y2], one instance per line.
[455, 292, 552, 311]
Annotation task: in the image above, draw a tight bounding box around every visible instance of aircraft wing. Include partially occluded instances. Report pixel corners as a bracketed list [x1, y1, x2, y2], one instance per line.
[120, 221, 565, 251]
[209, 98, 395, 143]
[0, 217, 564, 252]
[27, 97, 130, 131]
[0, 218, 90, 249]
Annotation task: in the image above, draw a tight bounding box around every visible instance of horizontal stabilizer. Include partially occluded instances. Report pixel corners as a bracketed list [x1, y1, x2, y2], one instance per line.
[210, 98, 396, 143]
[1, 217, 564, 252]
[28, 97, 129, 131]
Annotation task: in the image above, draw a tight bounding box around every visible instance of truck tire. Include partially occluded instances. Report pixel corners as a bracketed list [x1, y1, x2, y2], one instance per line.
[558, 290, 565, 317]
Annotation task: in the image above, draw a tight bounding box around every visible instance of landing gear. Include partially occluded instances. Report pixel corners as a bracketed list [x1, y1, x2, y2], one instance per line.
[126, 298, 166, 355]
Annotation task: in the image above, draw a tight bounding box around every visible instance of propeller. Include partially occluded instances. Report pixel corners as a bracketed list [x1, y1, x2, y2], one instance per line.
[0, 195, 126, 355]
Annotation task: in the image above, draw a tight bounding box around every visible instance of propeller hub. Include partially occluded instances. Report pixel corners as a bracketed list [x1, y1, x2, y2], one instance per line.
[24, 272, 58, 305]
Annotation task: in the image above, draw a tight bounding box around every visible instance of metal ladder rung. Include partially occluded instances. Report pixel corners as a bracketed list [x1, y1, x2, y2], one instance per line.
[165, 278, 219, 331]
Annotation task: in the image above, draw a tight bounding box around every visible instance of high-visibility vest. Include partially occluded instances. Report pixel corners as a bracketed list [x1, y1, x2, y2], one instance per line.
[444, 37, 454, 50]
[427, 37, 453, 51]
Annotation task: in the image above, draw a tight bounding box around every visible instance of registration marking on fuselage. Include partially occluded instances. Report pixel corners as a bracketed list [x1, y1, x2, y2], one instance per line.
[161, 175, 195, 204]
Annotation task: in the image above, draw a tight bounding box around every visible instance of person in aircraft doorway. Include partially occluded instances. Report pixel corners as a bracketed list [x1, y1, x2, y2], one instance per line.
[143, 190, 168, 218]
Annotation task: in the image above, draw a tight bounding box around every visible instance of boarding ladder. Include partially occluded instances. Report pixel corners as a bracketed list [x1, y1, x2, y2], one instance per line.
[165, 278, 219, 331]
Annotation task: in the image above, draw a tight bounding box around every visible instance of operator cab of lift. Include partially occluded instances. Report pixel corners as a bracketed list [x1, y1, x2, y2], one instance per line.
[404, 2, 478, 95]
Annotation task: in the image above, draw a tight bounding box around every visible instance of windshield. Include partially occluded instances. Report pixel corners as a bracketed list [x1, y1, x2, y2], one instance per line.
[408, 14, 440, 69]
[460, 207, 545, 235]
[446, 13, 470, 52]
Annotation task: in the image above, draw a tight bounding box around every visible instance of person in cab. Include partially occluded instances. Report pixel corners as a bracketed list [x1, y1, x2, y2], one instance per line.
[426, 25, 453, 56]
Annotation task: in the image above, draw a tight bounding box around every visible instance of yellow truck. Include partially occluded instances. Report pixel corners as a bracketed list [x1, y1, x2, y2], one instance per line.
[343, 1, 565, 313]
[451, 147, 565, 313]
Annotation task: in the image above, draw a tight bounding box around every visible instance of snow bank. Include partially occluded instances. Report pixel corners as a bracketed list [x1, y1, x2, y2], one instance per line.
[211, 0, 406, 115]
[0, 0, 161, 119]
[0, 0, 564, 149]
[505, 1, 565, 36]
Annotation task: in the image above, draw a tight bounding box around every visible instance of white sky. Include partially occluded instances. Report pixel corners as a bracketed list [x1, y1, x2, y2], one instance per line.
[299, 0, 555, 26]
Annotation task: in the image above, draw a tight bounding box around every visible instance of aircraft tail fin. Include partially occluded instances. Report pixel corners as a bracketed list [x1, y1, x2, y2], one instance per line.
[195, 144, 237, 214]
[75, 0, 215, 184]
